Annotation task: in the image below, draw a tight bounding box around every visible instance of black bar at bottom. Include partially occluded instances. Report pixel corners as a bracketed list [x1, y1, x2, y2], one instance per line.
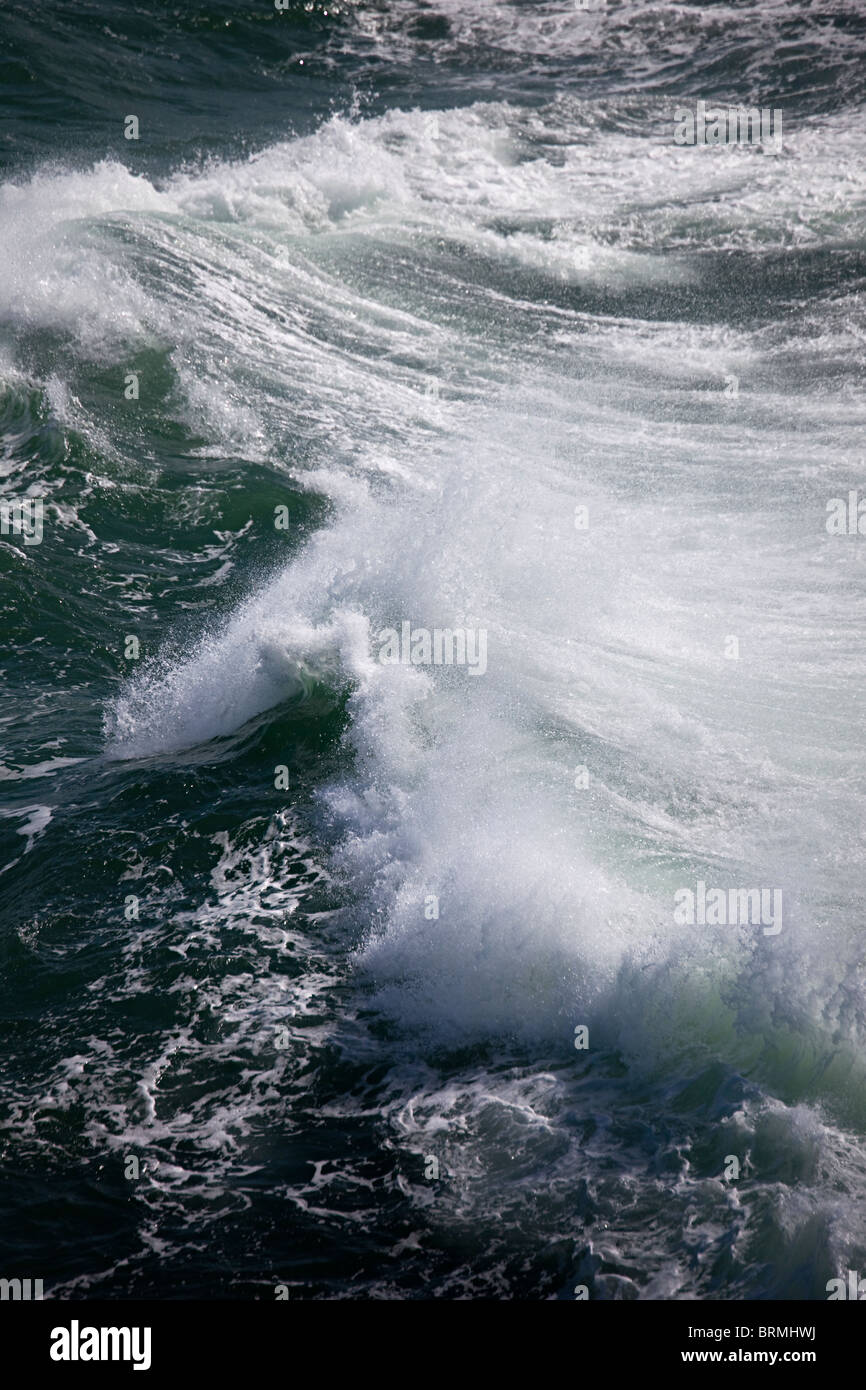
[0, 1296, 853, 1376]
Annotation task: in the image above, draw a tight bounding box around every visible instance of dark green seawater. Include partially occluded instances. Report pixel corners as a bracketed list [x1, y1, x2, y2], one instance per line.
[2, 0, 866, 1299]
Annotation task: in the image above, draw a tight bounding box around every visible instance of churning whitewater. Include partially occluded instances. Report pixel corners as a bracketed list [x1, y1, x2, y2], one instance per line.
[1, 0, 866, 1301]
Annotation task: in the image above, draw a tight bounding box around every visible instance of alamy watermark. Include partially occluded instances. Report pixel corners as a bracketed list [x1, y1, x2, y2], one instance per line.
[826, 491, 866, 534]
[377, 622, 487, 676]
[0, 1277, 43, 1300]
[0, 496, 43, 546]
[674, 880, 783, 935]
[50, 1321, 152, 1371]
[827, 1271, 866, 1300]
[674, 101, 782, 153]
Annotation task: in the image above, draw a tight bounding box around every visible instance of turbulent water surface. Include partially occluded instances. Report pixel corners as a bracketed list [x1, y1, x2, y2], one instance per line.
[1, 0, 866, 1299]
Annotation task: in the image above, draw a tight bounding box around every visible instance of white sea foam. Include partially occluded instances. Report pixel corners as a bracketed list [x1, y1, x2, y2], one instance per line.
[0, 100, 859, 1078]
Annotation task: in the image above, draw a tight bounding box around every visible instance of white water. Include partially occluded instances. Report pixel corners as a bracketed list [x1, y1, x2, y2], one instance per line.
[1, 100, 864, 1095]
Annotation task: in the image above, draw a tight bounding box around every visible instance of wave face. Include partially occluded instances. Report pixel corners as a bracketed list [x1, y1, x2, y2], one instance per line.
[1, 0, 866, 1299]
